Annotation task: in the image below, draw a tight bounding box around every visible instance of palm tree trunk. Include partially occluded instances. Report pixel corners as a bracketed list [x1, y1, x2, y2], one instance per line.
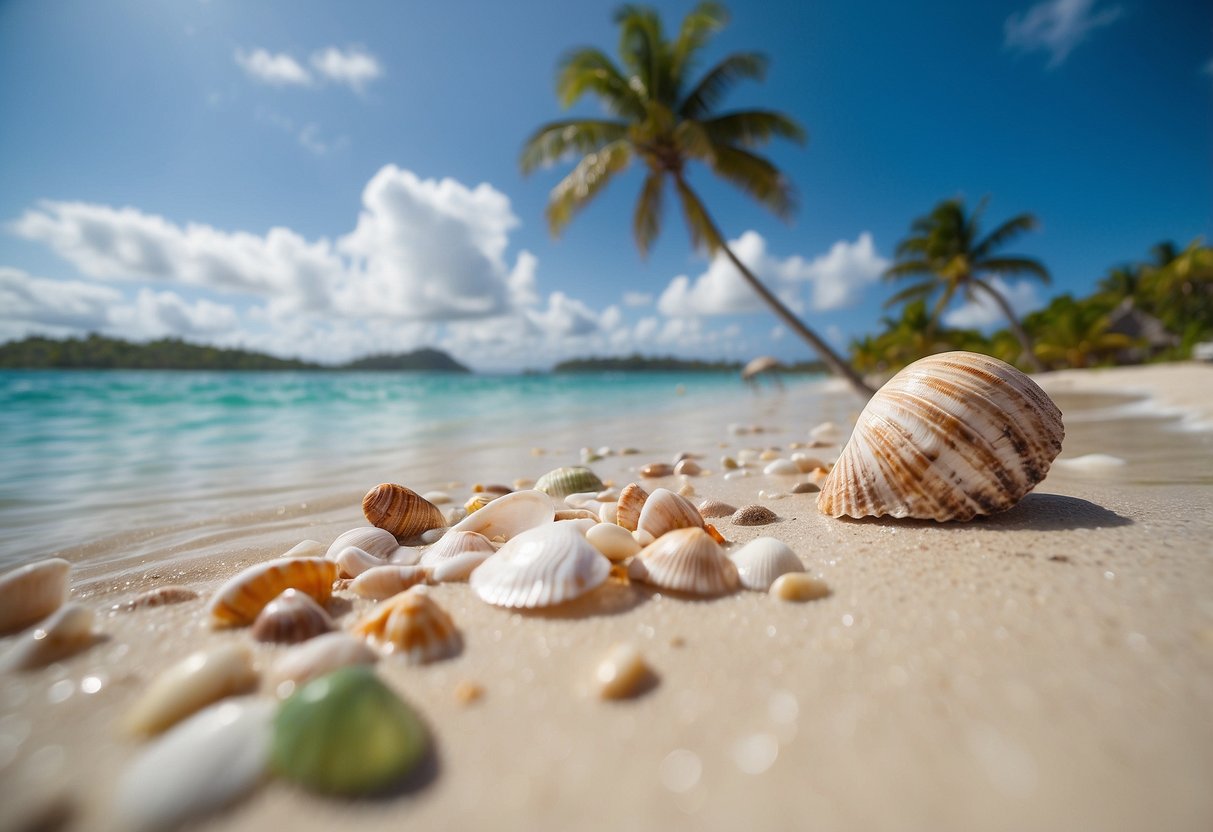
[674, 173, 876, 398]
[977, 282, 1044, 372]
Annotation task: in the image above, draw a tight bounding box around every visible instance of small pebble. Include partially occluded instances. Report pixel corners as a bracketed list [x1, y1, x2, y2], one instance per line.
[770, 573, 831, 602]
[723, 470, 750, 481]
[673, 459, 702, 476]
[757, 490, 789, 500]
[720, 455, 739, 470]
[697, 499, 737, 518]
[678, 483, 696, 498]
[421, 491, 452, 505]
[586, 523, 641, 562]
[595, 643, 655, 700]
[640, 463, 674, 478]
[513, 478, 536, 490]
[733, 505, 778, 526]
[759, 450, 780, 462]
[791, 481, 821, 494]
[763, 459, 799, 476]
[454, 680, 485, 706]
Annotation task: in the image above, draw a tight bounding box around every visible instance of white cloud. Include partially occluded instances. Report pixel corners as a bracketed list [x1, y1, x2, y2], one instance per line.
[525, 292, 601, 338]
[235, 49, 313, 86]
[0, 267, 121, 331]
[112, 289, 240, 337]
[943, 277, 1044, 329]
[1004, 0, 1122, 68]
[656, 230, 887, 318]
[309, 47, 383, 92]
[622, 291, 652, 307]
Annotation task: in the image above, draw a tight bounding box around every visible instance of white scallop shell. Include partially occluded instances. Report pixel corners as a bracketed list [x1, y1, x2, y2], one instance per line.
[267, 632, 377, 697]
[418, 531, 496, 568]
[818, 351, 1064, 521]
[0, 603, 96, 671]
[349, 565, 431, 600]
[448, 489, 554, 541]
[628, 527, 739, 597]
[334, 545, 385, 578]
[0, 558, 70, 635]
[124, 644, 258, 736]
[114, 697, 274, 832]
[470, 522, 610, 609]
[637, 488, 705, 539]
[728, 537, 806, 591]
[324, 527, 399, 561]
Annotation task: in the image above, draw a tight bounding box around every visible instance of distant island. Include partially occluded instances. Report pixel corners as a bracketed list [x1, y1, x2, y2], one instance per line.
[0, 334, 471, 373]
[553, 354, 828, 374]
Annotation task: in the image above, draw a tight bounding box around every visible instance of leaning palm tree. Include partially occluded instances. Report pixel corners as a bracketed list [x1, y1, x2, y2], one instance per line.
[884, 197, 1050, 371]
[520, 2, 874, 398]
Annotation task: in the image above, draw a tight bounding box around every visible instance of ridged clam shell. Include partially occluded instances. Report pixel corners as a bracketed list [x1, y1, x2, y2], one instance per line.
[818, 351, 1065, 521]
[207, 557, 337, 628]
[115, 697, 274, 832]
[268, 632, 378, 697]
[251, 589, 334, 644]
[0, 558, 70, 634]
[470, 522, 610, 609]
[124, 644, 258, 736]
[0, 603, 96, 671]
[697, 498, 737, 519]
[616, 483, 649, 531]
[535, 466, 605, 498]
[449, 489, 555, 541]
[335, 545, 385, 578]
[637, 488, 705, 539]
[325, 527, 399, 561]
[728, 537, 806, 591]
[352, 587, 461, 664]
[628, 527, 739, 597]
[349, 565, 431, 600]
[362, 483, 446, 541]
[114, 585, 199, 611]
[418, 530, 496, 568]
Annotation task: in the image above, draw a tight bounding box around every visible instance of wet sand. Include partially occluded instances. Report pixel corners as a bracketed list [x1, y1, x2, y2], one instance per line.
[2, 362, 1212, 832]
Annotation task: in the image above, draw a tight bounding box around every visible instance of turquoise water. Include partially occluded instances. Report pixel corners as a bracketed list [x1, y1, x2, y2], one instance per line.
[0, 370, 819, 565]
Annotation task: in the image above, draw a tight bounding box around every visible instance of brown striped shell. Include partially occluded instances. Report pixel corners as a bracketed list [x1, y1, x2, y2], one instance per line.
[206, 557, 338, 628]
[615, 483, 649, 531]
[251, 589, 334, 644]
[628, 527, 739, 597]
[363, 483, 447, 541]
[637, 488, 704, 539]
[351, 587, 461, 664]
[818, 351, 1064, 521]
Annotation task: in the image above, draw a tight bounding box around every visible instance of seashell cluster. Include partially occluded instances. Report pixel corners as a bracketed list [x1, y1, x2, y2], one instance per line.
[628, 527, 739, 597]
[535, 466, 604, 499]
[124, 644, 258, 736]
[0, 558, 70, 634]
[818, 351, 1065, 522]
[362, 483, 446, 541]
[1, 604, 96, 671]
[251, 589, 334, 644]
[449, 489, 554, 541]
[470, 522, 610, 609]
[207, 557, 337, 628]
[353, 587, 461, 664]
[729, 538, 805, 591]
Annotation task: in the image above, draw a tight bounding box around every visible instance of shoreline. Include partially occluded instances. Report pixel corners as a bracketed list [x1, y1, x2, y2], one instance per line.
[2, 362, 1212, 832]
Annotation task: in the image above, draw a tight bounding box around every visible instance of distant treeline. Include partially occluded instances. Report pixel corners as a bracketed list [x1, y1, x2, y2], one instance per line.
[0, 335, 471, 373]
[552, 354, 828, 374]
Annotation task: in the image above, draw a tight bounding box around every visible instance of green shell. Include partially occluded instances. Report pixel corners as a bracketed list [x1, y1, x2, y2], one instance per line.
[534, 466, 605, 499]
[271, 667, 428, 795]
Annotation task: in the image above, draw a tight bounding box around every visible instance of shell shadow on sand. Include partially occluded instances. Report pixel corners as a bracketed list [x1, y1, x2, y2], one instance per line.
[514, 579, 650, 620]
[831, 492, 1131, 532]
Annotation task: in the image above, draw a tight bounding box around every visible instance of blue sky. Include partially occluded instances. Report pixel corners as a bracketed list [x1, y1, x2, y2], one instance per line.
[1, 0, 1209, 370]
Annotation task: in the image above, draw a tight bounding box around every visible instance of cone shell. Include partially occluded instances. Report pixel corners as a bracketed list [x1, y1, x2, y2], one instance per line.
[325, 527, 399, 561]
[637, 488, 705, 539]
[349, 565, 431, 600]
[616, 482, 649, 531]
[470, 522, 610, 609]
[628, 527, 739, 597]
[418, 531, 496, 568]
[362, 483, 446, 541]
[0, 603, 96, 671]
[818, 351, 1065, 521]
[251, 589, 334, 644]
[535, 466, 605, 499]
[0, 558, 70, 635]
[352, 587, 461, 664]
[448, 489, 554, 541]
[729, 537, 806, 591]
[207, 557, 337, 628]
[268, 632, 378, 697]
[124, 644, 258, 736]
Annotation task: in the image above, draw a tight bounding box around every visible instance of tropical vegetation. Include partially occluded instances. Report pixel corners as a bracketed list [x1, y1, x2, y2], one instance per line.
[520, 2, 876, 398]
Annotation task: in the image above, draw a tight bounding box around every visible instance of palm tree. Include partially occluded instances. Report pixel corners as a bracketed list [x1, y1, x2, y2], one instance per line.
[1026, 295, 1135, 370]
[884, 197, 1050, 371]
[519, 2, 875, 398]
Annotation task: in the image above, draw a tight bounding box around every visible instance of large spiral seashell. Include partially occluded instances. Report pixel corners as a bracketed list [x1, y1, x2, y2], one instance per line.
[818, 351, 1064, 521]
[628, 527, 739, 597]
[207, 557, 338, 628]
[362, 483, 447, 541]
[352, 587, 461, 664]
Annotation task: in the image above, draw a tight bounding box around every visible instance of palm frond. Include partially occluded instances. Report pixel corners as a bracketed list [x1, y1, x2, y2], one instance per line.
[545, 140, 632, 236]
[556, 48, 646, 118]
[614, 5, 666, 103]
[882, 279, 937, 308]
[705, 144, 796, 220]
[701, 110, 805, 148]
[673, 119, 716, 164]
[979, 256, 1051, 283]
[973, 213, 1038, 259]
[884, 258, 934, 279]
[678, 52, 767, 120]
[633, 171, 666, 257]
[671, 2, 727, 89]
[519, 119, 630, 174]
